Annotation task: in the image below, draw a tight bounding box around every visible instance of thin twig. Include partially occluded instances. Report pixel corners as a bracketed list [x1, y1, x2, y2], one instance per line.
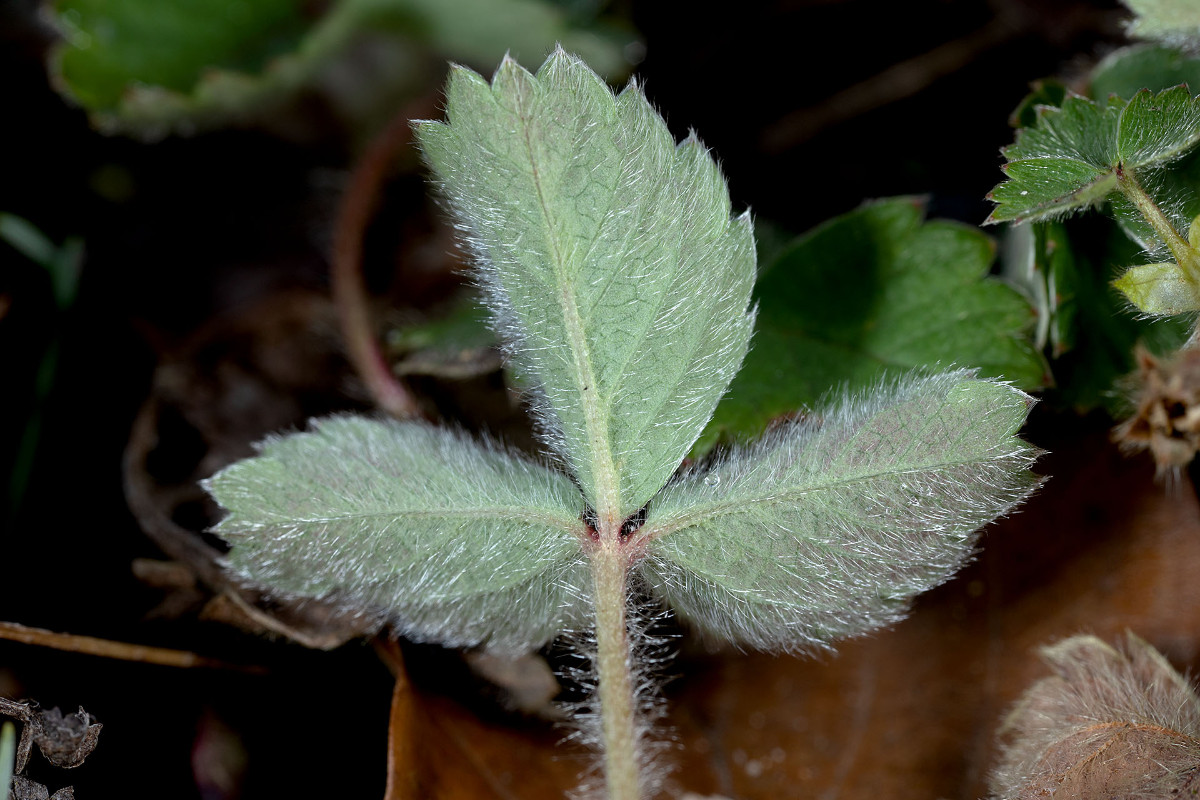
[331, 96, 439, 419]
[0, 621, 265, 674]
[761, 16, 1021, 153]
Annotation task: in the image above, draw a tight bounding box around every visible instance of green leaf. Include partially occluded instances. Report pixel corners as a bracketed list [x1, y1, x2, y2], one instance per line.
[987, 87, 1200, 224]
[416, 49, 756, 521]
[1114, 261, 1200, 313]
[1124, 0, 1200, 44]
[49, 0, 633, 139]
[638, 371, 1040, 652]
[699, 198, 1044, 451]
[204, 415, 589, 653]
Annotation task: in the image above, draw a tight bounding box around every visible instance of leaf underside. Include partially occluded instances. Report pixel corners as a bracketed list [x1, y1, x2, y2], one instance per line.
[639, 371, 1041, 653]
[416, 48, 756, 520]
[988, 87, 1200, 224]
[700, 199, 1045, 450]
[205, 415, 589, 653]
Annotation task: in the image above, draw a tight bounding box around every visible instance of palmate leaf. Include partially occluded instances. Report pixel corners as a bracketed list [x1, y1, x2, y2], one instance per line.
[699, 199, 1045, 452]
[204, 415, 590, 654]
[415, 49, 755, 521]
[988, 87, 1200, 225]
[205, 51, 1044, 681]
[638, 371, 1040, 652]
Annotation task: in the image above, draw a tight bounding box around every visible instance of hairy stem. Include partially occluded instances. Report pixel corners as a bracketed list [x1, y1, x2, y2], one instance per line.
[591, 535, 642, 800]
[1119, 169, 1199, 284]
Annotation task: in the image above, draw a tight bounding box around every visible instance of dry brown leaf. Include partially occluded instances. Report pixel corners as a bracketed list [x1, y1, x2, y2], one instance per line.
[379, 641, 581, 800]
[1114, 346, 1200, 477]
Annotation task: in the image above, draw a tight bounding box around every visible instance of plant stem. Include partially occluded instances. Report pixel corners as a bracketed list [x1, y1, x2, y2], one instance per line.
[591, 534, 642, 800]
[1119, 169, 1199, 284]
[331, 100, 434, 420]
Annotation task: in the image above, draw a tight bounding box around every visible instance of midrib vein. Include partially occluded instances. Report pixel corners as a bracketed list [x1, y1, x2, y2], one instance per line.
[519, 107, 622, 525]
[642, 451, 1025, 539]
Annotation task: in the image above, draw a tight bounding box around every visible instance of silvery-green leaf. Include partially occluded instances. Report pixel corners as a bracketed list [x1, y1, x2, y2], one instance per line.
[205, 414, 589, 653]
[637, 371, 1040, 653]
[415, 48, 756, 522]
[1124, 0, 1200, 45]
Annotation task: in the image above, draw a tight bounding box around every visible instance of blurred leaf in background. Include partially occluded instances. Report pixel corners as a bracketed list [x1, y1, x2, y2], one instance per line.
[1, 214, 84, 523]
[48, 0, 636, 142]
[1123, 0, 1200, 45]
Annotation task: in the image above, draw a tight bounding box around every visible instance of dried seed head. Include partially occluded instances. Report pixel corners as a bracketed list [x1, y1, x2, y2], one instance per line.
[1113, 346, 1200, 477]
[990, 632, 1200, 800]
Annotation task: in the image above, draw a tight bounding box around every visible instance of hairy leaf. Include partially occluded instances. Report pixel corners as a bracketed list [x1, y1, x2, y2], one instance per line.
[638, 371, 1040, 652]
[1114, 261, 1200, 313]
[49, 0, 632, 139]
[205, 415, 589, 653]
[700, 199, 1044, 451]
[1124, 0, 1200, 45]
[987, 87, 1200, 224]
[416, 49, 756, 521]
[991, 632, 1200, 799]
[1115, 210, 1200, 317]
[1089, 45, 1200, 250]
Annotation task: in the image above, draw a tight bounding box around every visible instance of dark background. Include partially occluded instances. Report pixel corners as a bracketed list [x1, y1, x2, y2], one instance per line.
[0, 1, 1129, 797]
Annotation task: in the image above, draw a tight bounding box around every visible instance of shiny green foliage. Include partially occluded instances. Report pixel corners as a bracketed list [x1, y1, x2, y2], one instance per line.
[416, 50, 755, 519]
[49, 0, 632, 138]
[988, 87, 1200, 224]
[206, 415, 590, 653]
[701, 198, 1044, 450]
[640, 372, 1040, 652]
